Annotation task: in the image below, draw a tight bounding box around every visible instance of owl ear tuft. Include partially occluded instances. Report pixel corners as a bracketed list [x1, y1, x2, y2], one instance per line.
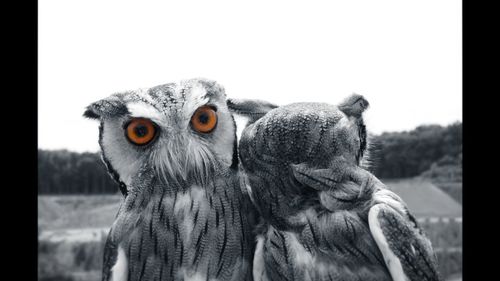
[83, 105, 101, 119]
[227, 98, 278, 124]
[83, 95, 129, 120]
[338, 93, 369, 118]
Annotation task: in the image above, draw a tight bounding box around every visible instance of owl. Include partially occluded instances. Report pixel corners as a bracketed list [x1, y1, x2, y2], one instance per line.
[238, 94, 441, 281]
[83, 78, 275, 281]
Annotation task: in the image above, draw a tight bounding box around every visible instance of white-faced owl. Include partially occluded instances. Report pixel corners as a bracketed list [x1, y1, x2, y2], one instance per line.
[84, 78, 276, 281]
[238, 94, 441, 281]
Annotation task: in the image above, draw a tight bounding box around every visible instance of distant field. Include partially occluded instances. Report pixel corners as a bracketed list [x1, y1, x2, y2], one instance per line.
[38, 194, 122, 231]
[434, 182, 462, 204]
[38, 195, 121, 281]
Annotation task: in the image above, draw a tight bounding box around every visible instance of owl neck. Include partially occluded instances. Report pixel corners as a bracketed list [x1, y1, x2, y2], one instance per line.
[124, 162, 235, 198]
[115, 165, 244, 237]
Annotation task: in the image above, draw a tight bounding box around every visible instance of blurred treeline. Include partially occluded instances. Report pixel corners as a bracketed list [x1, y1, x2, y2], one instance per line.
[38, 150, 119, 194]
[38, 122, 462, 195]
[371, 122, 462, 179]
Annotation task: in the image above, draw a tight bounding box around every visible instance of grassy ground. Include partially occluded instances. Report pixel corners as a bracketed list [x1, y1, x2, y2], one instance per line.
[434, 182, 462, 204]
[39, 236, 106, 281]
[38, 195, 120, 281]
[38, 194, 461, 281]
[38, 195, 122, 231]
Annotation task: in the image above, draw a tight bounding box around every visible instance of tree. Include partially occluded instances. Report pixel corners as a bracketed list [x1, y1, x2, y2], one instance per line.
[38, 149, 119, 194]
[372, 122, 462, 179]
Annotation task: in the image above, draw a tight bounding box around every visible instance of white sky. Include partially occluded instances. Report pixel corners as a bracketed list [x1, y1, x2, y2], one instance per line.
[38, 0, 462, 153]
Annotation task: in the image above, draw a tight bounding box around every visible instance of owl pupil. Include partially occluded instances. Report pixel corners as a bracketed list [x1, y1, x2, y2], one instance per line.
[198, 113, 209, 124]
[134, 125, 148, 137]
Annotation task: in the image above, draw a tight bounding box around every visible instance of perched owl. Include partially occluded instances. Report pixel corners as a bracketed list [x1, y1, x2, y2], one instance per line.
[83, 78, 275, 281]
[238, 94, 441, 281]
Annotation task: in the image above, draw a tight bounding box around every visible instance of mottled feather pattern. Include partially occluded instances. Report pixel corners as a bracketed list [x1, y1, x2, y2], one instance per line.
[239, 98, 441, 281]
[261, 222, 391, 281]
[240, 102, 393, 280]
[240, 103, 370, 227]
[107, 166, 255, 281]
[375, 205, 440, 281]
[102, 227, 119, 281]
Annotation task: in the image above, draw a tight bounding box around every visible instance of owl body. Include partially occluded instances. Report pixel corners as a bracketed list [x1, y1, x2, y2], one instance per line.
[239, 96, 441, 281]
[241, 102, 390, 280]
[85, 79, 262, 281]
[106, 163, 254, 281]
[255, 213, 392, 281]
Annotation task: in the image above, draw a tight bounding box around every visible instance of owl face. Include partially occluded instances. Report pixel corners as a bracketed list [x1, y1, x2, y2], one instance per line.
[84, 78, 237, 192]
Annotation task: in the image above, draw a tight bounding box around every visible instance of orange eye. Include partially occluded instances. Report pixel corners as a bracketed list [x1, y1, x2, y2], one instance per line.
[125, 118, 157, 145]
[191, 106, 217, 133]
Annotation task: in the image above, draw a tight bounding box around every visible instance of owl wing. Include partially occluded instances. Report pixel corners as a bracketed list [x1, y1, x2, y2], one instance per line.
[101, 227, 118, 281]
[101, 201, 127, 281]
[368, 202, 441, 281]
[290, 162, 442, 281]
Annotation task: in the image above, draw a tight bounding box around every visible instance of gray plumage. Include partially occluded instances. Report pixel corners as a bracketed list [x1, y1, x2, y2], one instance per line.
[238, 94, 441, 281]
[84, 78, 268, 281]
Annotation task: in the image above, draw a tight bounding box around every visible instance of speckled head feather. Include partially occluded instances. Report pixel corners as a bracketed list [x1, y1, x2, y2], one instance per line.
[238, 95, 370, 227]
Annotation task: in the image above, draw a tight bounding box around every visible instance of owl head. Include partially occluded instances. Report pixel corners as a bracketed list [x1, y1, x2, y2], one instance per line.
[84, 78, 276, 195]
[239, 94, 370, 172]
[238, 94, 370, 225]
